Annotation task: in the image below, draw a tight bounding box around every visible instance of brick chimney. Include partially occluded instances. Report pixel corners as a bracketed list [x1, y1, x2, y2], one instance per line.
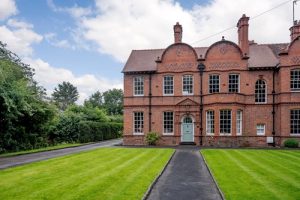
[174, 22, 182, 43]
[237, 14, 250, 56]
[290, 20, 300, 41]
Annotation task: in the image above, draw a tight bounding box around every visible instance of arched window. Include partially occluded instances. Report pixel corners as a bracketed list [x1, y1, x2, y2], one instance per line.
[255, 80, 266, 103]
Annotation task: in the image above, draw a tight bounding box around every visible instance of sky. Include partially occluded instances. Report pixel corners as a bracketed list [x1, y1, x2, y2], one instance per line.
[0, 0, 299, 103]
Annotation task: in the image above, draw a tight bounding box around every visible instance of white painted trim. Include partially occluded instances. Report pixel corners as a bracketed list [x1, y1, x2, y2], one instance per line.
[256, 124, 265, 136]
[132, 111, 144, 135]
[206, 110, 214, 135]
[219, 109, 232, 135]
[236, 110, 242, 136]
[255, 79, 267, 104]
[289, 134, 300, 136]
[133, 76, 144, 96]
[163, 75, 174, 96]
[182, 74, 194, 96]
[180, 115, 195, 142]
[162, 111, 174, 135]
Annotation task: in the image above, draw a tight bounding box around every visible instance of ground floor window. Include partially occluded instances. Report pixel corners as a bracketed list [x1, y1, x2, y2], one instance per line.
[220, 110, 231, 134]
[206, 110, 214, 135]
[236, 110, 242, 135]
[163, 111, 174, 134]
[133, 112, 144, 134]
[256, 124, 265, 135]
[291, 109, 300, 134]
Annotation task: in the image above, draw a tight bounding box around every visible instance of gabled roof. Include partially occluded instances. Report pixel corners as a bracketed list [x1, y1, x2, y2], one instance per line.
[122, 43, 289, 73]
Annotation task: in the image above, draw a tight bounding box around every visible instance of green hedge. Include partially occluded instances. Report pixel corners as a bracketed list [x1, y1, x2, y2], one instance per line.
[284, 139, 299, 148]
[78, 121, 123, 143]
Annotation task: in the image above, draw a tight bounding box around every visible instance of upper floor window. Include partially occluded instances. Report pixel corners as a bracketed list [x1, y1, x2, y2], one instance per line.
[255, 80, 267, 103]
[133, 76, 144, 96]
[236, 110, 242, 135]
[206, 110, 214, 135]
[163, 111, 174, 134]
[290, 109, 300, 134]
[133, 112, 144, 134]
[182, 75, 193, 95]
[220, 110, 231, 134]
[229, 74, 239, 93]
[209, 74, 220, 93]
[164, 76, 174, 95]
[291, 69, 300, 91]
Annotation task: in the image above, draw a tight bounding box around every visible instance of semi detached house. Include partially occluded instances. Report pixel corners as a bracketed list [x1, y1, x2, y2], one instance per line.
[122, 15, 300, 147]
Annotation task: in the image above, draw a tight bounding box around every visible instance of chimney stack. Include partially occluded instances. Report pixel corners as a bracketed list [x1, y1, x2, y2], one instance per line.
[237, 14, 250, 56]
[290, 20, 300, 41]
[174, 22, 182, 43]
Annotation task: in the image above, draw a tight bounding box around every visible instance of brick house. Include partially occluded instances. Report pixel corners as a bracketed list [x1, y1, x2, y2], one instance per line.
[122, 14, 300, 147]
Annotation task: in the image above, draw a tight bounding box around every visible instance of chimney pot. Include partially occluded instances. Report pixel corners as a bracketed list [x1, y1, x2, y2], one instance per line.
[290, 19, 300, 41]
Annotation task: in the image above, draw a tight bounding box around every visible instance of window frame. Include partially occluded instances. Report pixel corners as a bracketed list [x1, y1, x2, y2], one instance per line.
[206, 110, 215, 135]
[133, 76, 144, 96]
[290, 109, 300, 135]
[133, 112, 144, 135]
[228, 74, 240, 93]
[209, 74, 220, 93]
[219, 109, 232, 135]
[182, 74, 193, 95]
[163, 111, 174, 135]
[236, 110, 242, 136]
[163, 75, 174, 96]
[256, 124, 265, 136]
[255, 79, 267, 103]
[290, 69, 300, 92]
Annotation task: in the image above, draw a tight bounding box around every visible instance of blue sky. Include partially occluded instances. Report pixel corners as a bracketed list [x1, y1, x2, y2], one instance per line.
[0, 0, 297, 103]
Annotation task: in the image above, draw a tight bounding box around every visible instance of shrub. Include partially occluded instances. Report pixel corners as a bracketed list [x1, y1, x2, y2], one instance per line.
[284, 139, 299, 148]
[145, 132, 160, 145]
[78, 121, 123, 143]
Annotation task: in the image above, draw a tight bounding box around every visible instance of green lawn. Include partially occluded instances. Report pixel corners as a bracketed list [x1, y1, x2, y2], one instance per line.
[0, 148, 174, 200]
[201, 149, 300, 200]
[0, 143, 84, 158]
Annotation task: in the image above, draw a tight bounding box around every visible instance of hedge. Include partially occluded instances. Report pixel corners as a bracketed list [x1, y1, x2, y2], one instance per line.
[78, 121, 123, 143]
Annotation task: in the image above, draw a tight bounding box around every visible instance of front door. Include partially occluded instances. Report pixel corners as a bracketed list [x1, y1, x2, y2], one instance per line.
[181, 117, 194, 142]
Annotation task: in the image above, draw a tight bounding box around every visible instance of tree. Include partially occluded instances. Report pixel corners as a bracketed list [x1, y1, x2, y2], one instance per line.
[52, 81, 79, 110]
[102, 89, 123, 115]
[84, 91, 103, 108]
[0, 42, 56, 152]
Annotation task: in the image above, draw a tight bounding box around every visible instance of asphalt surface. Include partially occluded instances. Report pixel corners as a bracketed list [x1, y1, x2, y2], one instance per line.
[0, 138, 122, 169]
[147, 147, 223, 200]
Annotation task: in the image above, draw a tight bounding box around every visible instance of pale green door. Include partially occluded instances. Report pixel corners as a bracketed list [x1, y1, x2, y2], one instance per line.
[182, 117, 194, 142]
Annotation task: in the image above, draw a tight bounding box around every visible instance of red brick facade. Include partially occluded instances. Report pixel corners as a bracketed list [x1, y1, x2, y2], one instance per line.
[122, 15, 300, 147]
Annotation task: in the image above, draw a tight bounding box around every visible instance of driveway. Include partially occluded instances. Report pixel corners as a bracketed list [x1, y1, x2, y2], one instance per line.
[147, 147, 223, 200]
[0, 138, 122, 169]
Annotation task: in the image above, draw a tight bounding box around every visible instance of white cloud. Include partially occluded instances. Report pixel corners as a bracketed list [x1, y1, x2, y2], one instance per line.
[24, 58, 123, 104]
[68, 0, 297, 62]
[47, 0, 92, 18]
[0, 0, 17, 20]
[0, 19, 42, 56]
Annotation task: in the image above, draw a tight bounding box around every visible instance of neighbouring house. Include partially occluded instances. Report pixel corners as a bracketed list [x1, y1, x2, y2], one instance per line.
[122, 14, 300, 147]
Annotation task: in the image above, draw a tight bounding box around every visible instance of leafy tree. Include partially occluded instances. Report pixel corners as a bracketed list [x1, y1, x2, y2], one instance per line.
[0, 42, 56, 152]
[102, 89, 123, 115]
[84, 91, 103, 108]
[52, 81, 79, 110]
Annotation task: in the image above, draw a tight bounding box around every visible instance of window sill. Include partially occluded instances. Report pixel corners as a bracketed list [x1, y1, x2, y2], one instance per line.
[257, 134, 265, 136]
[133, 132, 144, 136]
[290, 90, 300, 92]
[255, 102, 267, 104]
[219, 133, 231, 136]
[133, 95, 144, 97]
[290, 134, 300, 136]
[163, 133, 174, 136]
[163, 94, 174, 96]
[206, 133, 214, 136]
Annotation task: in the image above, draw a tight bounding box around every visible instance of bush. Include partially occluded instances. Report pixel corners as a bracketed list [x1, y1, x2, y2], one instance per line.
[145, 132, 160, 145]
[78, 121, 123, 143]
[284, 139, 299, 148]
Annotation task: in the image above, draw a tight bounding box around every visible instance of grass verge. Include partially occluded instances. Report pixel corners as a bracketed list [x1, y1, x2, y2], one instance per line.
[201, 149, 300, 200]
[0, 143, 84, 158]
[0, 147, 174, 200]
